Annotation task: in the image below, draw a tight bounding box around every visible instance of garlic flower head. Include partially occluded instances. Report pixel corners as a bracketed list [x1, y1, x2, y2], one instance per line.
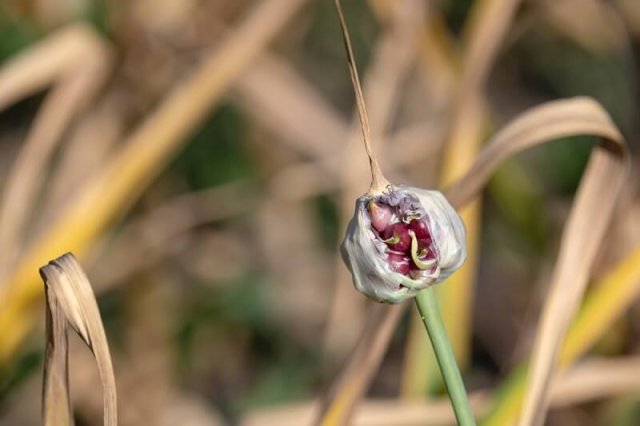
[341, 184, 467, 303]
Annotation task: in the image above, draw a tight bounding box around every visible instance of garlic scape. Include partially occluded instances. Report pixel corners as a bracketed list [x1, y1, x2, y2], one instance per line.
[341, 184, 466, 303]
[331, 0, 466, 304]
[330, 1, 476, 423]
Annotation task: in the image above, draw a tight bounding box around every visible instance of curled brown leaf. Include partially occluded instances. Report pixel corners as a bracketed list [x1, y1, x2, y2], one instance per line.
[41, 253, 117, 426]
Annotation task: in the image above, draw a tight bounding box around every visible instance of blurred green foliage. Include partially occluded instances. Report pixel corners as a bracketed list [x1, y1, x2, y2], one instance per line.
[171, 106, 256, 190]
[0, 9, 36, 61]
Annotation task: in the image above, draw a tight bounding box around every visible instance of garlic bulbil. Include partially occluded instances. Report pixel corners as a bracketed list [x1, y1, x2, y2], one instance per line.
[341, 184, 467, 303]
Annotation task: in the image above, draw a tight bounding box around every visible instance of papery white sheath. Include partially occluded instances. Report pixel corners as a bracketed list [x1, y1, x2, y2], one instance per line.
[341, 184, 467, 303]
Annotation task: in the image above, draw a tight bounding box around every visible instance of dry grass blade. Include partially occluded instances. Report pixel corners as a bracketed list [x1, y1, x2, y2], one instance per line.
[445, 98, 628, 426]
[90, 182, 254, 292]
[0, 24, 112, 276]
[444, 98, 626, 206]
[460, 0, 523, 92]
[316, 304, 405, 426]
[318, 96, 627, 425]
[0, 0, 309, 365]
[481, 244, 640, 425]
[551, 356, 640, 407]
[41, 96, 124, 227]
[559, 246, 640, 366]
[252, 353, 640, 426]
[233, 52, 345, 158]
[40, 253, 116, 426]
[0, 24, 107, 110]
[256, 393, 489, 426]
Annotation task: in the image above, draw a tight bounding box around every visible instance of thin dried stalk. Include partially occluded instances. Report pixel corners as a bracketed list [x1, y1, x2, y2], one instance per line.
[550, 356, 640, 406]
[324, 0, 421, 362]
[250, 354, 640, 426]
[317, 304, 405, 426]
[0, 0, 309, 365]
[233, 52, 345, 159]
[269, 122, 441, 201]
[317, 97, 628, 425]
[233, 53, 433, 197]
[333, 0, 388, 193]
[90, 182, 254, 292]
[41, 253, 116, 426]
[0, 25, 106, 110]
[232, 49, 442, 202]
[232, 50, 439, 202]
[40, 95, 124, 227]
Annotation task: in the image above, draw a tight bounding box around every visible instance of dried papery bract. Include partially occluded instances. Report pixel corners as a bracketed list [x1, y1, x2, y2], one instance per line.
[40, 253, 117, 426]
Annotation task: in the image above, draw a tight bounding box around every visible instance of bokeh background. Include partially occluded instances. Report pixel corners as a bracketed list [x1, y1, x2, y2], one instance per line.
[1, 0, 640, 425]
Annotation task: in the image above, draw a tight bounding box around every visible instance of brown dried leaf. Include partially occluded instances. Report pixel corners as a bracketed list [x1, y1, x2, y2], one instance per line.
[41, 253, 117, 426]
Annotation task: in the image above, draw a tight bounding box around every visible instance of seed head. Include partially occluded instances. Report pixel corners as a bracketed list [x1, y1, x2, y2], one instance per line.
[341, 184, 466, 303]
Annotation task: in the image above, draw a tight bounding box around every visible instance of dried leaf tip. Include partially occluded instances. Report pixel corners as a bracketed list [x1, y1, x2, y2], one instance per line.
[41, 253, 117, 426]
[334, 0, 389, 193]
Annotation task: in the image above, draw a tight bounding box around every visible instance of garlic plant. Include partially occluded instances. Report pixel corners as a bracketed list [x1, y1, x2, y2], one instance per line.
[332, 0, 475, 424]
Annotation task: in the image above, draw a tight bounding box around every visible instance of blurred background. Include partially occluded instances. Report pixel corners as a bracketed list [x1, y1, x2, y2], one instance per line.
[0, 0, 640, 425]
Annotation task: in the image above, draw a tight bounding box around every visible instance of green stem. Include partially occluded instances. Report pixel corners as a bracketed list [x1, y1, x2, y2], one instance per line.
[415, 287, 476, 426]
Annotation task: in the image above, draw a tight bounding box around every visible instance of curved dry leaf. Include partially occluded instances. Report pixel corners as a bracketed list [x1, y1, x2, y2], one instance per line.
[40, 253, 117, 426]
[446, 100, 628, 426]
[0, 24, 107, 110]
[317, 97, 628, 426]
[0, 24, 112, 276]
